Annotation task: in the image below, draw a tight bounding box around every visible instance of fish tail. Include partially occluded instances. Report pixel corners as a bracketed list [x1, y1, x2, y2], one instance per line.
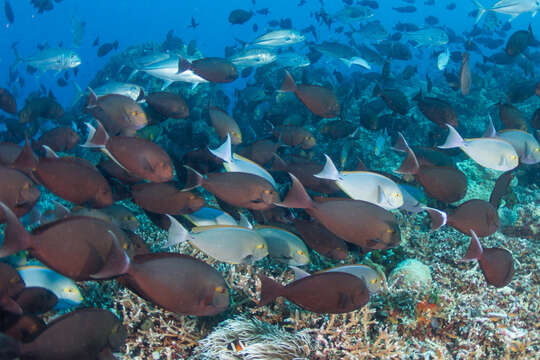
[164, 215, 191, 248]
[438, 124, 464, 149]
[275, 173, 314, 209]
[11, 42, 22, 65]
[460, 230, 484, 262]
[177, 56, 192, 74]
[208, 134, 232, 163]
[395, 147, 419, 175]
[0, 202, 32, 258]
[339, 57, 352, 68]
[80, 120, 109, 148]
[280, 70, 297, 92]
[314, 154, 340, 181]
[90, 230, 131, 279]
[257, 273, 284, 306]
[182, 165, 204, 191]
[12, 138, 38, 171]
[270, 153, 288, 172]
[472, 0, 486, 24]
[423, 207, 447, 230]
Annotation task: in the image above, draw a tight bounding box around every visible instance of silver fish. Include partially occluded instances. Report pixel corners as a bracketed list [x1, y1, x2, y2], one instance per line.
[276, 52, 310, 68]
[473, 0, 540, 23]
[229, 48, 276, 68]
[14, 46, 81, 73]
[253, 30, 305, 47]
[94, 82, 145, 101]
[136, 54, 208, 89]
[405, 28, 449, 47]
[332, 5, 374, 23]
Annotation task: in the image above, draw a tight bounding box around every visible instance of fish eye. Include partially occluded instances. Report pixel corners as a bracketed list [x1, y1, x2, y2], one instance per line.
[63, 287, 73, 293]
[189, 195, 196, 200]
[256, 243, 266, 249]
[9, 277, 18, 284]
[22, 183, 30, 190]
[131, 111, 138, 116]
[386, 229, 394, 233]
[535, 147, 540, 153]
[297, 250, 304, 255]
[215, 286, 226, 294]
[263, 189, 271, 194]
[371, 279, 376, 284]
[122, 243, 128, 250]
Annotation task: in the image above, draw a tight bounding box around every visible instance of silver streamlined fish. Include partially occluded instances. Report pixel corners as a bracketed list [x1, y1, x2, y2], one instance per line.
[252, 30, 305, 47]
[13, 45, 81, 73]
[473, 0, 540, 23]
[229, 48, 277, 68]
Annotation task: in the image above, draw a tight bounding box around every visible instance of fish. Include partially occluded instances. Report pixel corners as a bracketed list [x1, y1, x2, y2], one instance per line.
[484, 118, 540, 164]
[311, 41, 358, 59]
[439, 125, 519, 171]
[273, 125, 316, 150]
[332, 5, 374, 23]
[4, 0, 14, 26]
[489, 171, 515, 209]
[167, 216, 268, 264]
[278, 174, 401, 251]
[0, 202, 129, 281]
[473, 0, 540, 23]
[254, 225, 310, 266]
[178, 57, 238, 83]
[399, 185, 448, 230]
[209, 135, 277, 189]
[97, 40, 118, 57]
[393, 5, 417, 12]
[145, 91, 189, 119]
[229, 48, 277, 68]
[314, 154, 404, 210]
[252, 29, 305, 47]
[272, 154, 339, 194]
[405, 28, 449, 47]
[183, 166, 279, 211]
[131, 182, 205, 215]
[291, 264, 386, 294]
[184, 207, 239, 227]
[13, 286, 58, 315]
[505, 25, 534, 56]
[280, 70, 340, 118]
[413, 91, 458, 127]
[237, 139, 282, 166]
[459, 230, 514, 288]
[86, 90, 147, 136]
[0, 166, 41, 222]
[0, 88, 17, 114]
[82, 120, 173, 183]
[372, 84, 410, 115]
[292, 218, 348, 260]
[135, 53, 209, 89]
[258, 271, 369, 314]
[19, 96, 63, 124]
[208, 106, 242, 144]
[496, 103, 527, 130]
[32, 126, 79, 153]
[0, 262, 25, 314]
[12, 141, 113, 208]
[91, 81, 145, 102]
[339, 56, 371, 69]
[12, 45, 81, 73]
[229, 9, 253, 24]
[447, 199, 500, 237]
[8, 308, 126, 359]
[276, 52, 310, 68]
[437, 48, 450, 70]
[460, 52, 471, 95]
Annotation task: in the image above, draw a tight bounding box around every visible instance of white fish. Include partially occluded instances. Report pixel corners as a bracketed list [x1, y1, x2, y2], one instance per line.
[13, 46, 81, 73]
[405, 28, 449, 47]
[166, 216, 268, 264]
[254, 226, 310, 266]
[253, 30, 305, 47]
[484, 117, 540, 164]
[93, 82, 145, 101]
[340, 56, 371, 70]
[437, 48, 450, 70]
[439, 125, 519, 171]
[229, 48, 276, 68]
[314, 154, 403, 210]
[17, 265, 83, 310]
[291, 264, 387, 294]
[472, 0, 540, 23]
[136, 54, 208, 90]
[209, 134, 278, 189]
[184, 207, 238, 227]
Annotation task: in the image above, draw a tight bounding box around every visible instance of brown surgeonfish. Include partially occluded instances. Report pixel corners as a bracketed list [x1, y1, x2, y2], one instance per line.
[459, 230, 514, 288]
[497, 102, 527, 130]
[209, 105, 242, 144]
[82, 120, 173, 183]
[0, 166, 41, 222]
[113, 252, 230, 316]
[0, 262, 25, 314]
[0, 87, 17, 114]
[14, 287, 57, 315]
[12, 140, 112, 208]
[258, 271, 369, 314]
[447, 199, 500, 237]
[0, 202, 129, 281]
[98, 159, 143, 185]
[145, 91, 189, 119]
[395, 134, 467, 203]
[459, 52, 471, 95]
[86, 90, 147, 136]
[413, 91, 458, 127]
[273, 126, 316, 150]
[1, 313, 46, 343]
[184, 166, 279, 210]
[372, 84, 410, 115]
[32, 126, 80, 153]
[280, 70, 340, 118]
[489, 171, 514, 210]
[179, 57, 238, 83]
[19, 96, 63, 124]
[292, 218, 348, 260]
[277, 174, 401, 251]
[131, 182, 205, 214]
[13, 308, 126, 360]
[237, 139, 282, 166]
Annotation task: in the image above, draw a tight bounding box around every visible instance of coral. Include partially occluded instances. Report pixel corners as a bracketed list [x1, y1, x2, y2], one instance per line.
[388, 259, 432, 291]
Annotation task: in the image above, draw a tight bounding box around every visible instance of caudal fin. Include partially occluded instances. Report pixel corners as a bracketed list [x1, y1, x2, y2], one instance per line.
[0, 202, 32, 258]
[438, 124, 465, 149]
[257, 273, 284, 306]
[164, 215, 192, 248]
[472, 0, 486, 24]
[177, 56, 192, 74]
[424, 207, 447, 230]
[280, 70, 297, 92]
[393, 132, 411, 153]
[395, 148, 419, 175]
[275, 173, 314, 209]
[208, 134, 232, 163]
[80, 121, 109, 148]
[459, 230, 483, 262]
[11, 138, 38, 171]
[483, 115, 497, 138]
[182, 166, 204, 191]
[314, 154, 341, 181]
